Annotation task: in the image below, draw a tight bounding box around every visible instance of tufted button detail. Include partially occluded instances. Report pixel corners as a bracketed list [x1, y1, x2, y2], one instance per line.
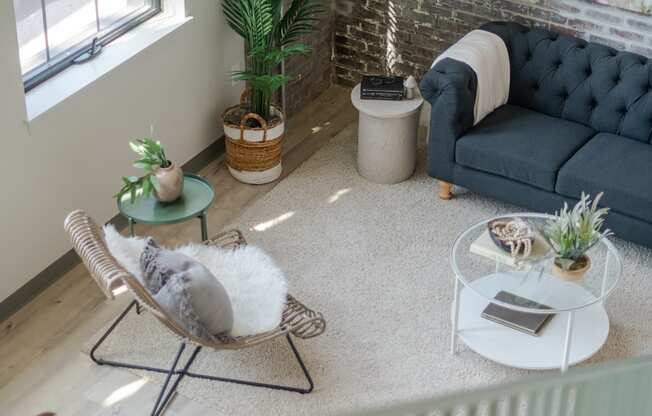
[483, 22, 652, 138]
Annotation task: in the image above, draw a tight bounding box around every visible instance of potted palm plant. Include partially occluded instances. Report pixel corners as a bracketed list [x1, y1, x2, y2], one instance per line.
[115, 139, 184, 203]
[221, 0, 324, 184]
[543, 193, 612, 281]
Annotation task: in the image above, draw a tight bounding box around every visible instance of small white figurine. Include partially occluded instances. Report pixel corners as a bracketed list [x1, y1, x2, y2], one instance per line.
[404, 75, 418, 99]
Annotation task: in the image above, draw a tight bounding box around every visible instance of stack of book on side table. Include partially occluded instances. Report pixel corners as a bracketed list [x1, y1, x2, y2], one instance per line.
[360, 75, 405, 100]
[470, 217, 556, 336]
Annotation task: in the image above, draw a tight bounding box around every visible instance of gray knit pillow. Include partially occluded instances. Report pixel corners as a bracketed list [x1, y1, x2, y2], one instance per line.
[140, 238, 234, 340]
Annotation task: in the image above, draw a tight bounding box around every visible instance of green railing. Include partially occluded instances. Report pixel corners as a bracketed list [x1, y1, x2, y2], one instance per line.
[345, 356, 652, 416]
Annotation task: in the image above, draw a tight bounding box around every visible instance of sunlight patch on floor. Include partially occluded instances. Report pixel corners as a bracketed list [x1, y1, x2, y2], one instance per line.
[102, 378, 148, 407]
[311, 121, 332, 134]
[252, 211, 295, 232]
[327, 188, 351, 204]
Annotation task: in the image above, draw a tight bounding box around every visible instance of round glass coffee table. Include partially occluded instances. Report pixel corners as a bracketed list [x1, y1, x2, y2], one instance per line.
[450, 213, 622, 372]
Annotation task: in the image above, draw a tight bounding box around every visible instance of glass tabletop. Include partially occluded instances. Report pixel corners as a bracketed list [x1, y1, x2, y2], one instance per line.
[451, 213, 622, 314]
[118, 173, 215, 225]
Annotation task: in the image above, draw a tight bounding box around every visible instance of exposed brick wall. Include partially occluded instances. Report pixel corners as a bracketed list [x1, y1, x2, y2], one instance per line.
[334, 0, 652, 86]
[283, 3, 335, 118]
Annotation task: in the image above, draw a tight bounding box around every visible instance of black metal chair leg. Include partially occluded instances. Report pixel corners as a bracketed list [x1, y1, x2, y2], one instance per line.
[151, 343, 186, 416]
[152, 346, 202, 416]
[182, 334, 315, 394]
[90, 300, 137, 365]
[286, 334, 315, 393]
[90, 299, 177, 376]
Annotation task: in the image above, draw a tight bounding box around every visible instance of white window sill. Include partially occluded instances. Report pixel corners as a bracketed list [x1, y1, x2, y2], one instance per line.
[25, 13, 193, 121]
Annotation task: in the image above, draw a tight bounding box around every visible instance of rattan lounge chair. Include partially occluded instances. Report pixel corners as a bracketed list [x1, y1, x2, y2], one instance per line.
[64, 210, 326, 416]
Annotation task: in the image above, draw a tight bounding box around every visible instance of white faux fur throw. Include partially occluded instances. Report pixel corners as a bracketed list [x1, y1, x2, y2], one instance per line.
[102, 225, 288, 337]
[432, 29, 510, 125]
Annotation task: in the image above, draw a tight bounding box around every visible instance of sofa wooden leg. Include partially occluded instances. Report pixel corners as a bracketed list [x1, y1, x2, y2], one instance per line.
[439, 181, 453, 200]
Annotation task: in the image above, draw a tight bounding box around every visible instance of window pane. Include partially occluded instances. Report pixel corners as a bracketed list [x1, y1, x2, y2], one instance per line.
[98, 0, 152, 31]
[13, 0, 48, 74]
[45, 0, 98, 58]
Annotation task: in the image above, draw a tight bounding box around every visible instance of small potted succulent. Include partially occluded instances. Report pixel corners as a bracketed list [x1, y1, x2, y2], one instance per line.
[115, 139, 184, 203]
[543, 192, 612, 281]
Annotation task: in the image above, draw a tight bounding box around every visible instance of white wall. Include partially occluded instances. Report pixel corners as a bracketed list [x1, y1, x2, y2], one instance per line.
[0, 0, 243, 303]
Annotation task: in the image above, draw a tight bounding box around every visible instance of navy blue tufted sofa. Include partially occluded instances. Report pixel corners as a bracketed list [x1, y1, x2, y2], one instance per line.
[420, 21, 652, 248]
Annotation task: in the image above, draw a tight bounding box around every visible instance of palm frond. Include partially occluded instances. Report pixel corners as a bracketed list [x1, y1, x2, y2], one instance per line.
[222, 0, 248, 38]
[269, 0, 283, 23]
[275, 0, 325, 46]
[223, 0, 274, 47]
[232, 71, 291, 95]
[249, 43, 312, 66]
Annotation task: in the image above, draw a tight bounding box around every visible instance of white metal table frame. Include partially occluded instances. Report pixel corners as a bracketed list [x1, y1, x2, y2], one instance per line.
[449, 212, 623, 372]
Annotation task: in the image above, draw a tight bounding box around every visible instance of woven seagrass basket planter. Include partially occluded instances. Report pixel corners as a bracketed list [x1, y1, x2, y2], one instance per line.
[222, 103, 285, 185]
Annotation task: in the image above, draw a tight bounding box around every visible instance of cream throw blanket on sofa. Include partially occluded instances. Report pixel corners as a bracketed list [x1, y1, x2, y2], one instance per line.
[432, 29, 510, 125]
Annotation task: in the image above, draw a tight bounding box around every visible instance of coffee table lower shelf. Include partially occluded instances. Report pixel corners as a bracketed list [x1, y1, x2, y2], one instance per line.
[451, 273, 610, 371]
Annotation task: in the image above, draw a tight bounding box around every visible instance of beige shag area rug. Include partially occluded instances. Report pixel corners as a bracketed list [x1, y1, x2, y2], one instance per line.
[85, 123, 652, 415]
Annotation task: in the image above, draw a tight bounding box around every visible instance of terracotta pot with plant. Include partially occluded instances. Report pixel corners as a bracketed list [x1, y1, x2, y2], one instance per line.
[221, 0, 324, 184]
[543, 192, 612, 281]
[115, 139, 184, 203]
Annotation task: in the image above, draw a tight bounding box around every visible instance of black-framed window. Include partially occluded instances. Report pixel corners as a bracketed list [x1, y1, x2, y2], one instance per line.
[13, 0, 162, 92]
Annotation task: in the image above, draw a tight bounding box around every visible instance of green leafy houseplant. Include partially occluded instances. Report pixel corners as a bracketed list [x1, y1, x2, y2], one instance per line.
[222, 0, 325, 121]
[543, 192, 612, 272]
[115, 139, 170, 203]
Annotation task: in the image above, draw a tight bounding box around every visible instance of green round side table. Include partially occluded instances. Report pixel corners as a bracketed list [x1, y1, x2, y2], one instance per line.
[118, 173, 215, 241]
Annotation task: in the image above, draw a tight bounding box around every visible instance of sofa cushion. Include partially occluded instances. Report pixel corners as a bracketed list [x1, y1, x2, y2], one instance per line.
[455, 104, 596, 191]
[557, 133, 652, 223]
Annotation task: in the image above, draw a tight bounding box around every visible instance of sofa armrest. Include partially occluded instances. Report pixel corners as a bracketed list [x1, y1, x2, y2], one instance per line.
[419, 58, 477, 182]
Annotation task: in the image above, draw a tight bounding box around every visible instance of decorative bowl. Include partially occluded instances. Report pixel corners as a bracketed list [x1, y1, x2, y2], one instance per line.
[488, 217, 535, 257]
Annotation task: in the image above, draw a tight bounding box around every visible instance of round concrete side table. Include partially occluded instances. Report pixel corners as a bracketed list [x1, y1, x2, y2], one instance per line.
[351, 84, 423, 184]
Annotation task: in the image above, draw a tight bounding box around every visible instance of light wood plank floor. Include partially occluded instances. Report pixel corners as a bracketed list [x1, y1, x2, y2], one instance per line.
[0, 86, 355, 416]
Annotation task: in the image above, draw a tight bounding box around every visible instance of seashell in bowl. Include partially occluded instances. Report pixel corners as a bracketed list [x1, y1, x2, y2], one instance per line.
[488, 217, 535, 258]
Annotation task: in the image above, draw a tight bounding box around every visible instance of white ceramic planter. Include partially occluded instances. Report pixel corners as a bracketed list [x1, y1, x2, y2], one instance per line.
[223, 105, 285, 185]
